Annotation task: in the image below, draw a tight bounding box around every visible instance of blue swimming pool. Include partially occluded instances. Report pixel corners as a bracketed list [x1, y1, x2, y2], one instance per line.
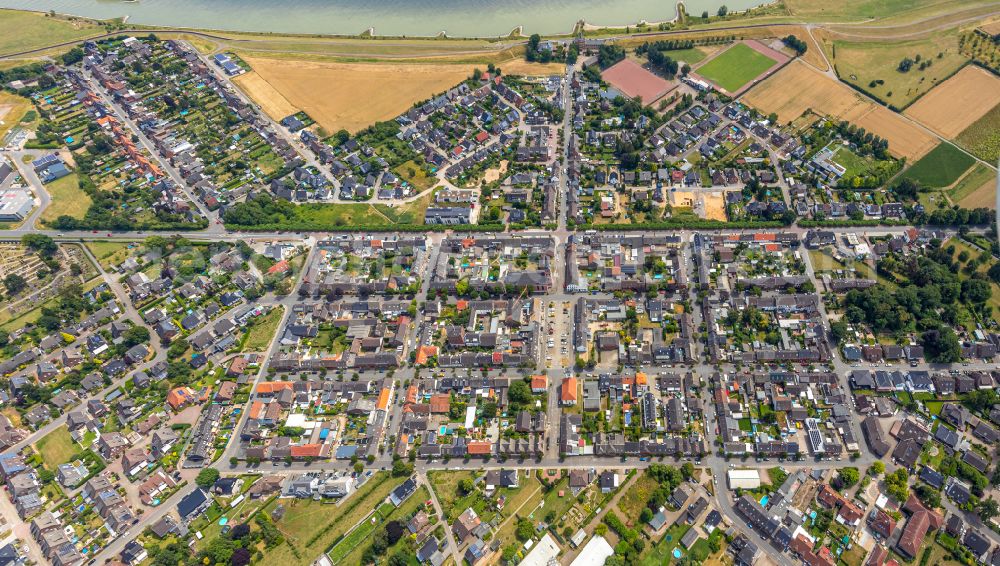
[760, 495, 769, 506]
[673, 549, 683, 559]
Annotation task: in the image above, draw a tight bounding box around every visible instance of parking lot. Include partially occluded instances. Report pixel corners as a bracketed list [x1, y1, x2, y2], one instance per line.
[542, 299, 574, 370]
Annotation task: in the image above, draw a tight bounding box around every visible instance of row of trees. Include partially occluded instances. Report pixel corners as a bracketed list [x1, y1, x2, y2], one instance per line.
[782, 35, 808, 55]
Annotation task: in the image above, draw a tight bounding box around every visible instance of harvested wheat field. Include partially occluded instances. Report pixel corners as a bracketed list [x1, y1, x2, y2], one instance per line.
[240, 56, 479, 133]
[958, 180, 996, 209]
[842, 104, 938, 160]
[904, 66, 1000, 138]
[742, 60, 937, 160]
[494, 59, 566, 76]
[233, 71, 300, 124]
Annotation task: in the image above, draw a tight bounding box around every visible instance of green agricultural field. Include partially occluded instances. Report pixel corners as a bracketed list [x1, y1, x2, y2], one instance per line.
[330, 486, 430, 566]
[956, 102, 1000, 163]
[947, 163, 996, 204]
[831, 30, 969, 108]
[695, 43, 777, 92]
[784, 0, 973, 20]
[900, 142, 975, 188]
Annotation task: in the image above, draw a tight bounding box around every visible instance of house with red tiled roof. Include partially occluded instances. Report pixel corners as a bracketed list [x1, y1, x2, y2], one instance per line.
[267, 260, 290, 275]
[290, 444, 324, 460]
[430, 394, 450, 414]
[868, 508, 897, 539]
[531, 375, 547, 393]
[866, 545, 888, 566]
[167, 387, 196, 410]
[255, 381, 293, 396]
[415, 345, 438, 366]
[466, 441, 493, 456]
[896, 494, 942, 558]
[560, 377, 578, 406]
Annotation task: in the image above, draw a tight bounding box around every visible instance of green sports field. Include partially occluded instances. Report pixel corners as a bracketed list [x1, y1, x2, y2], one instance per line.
[695, 43, 778, 93]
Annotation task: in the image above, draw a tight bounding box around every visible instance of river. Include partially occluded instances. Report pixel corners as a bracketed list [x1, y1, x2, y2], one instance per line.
[1, 0, 764, 37]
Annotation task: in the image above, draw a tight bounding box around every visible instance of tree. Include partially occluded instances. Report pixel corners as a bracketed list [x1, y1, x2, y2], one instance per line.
[680, 462, 694, 480]
[782, 35, 808, 55]
[353, 461, 364, 473]
[459, 478, 475, 495]
[3, 274, 25, 295]
[21, 234, 57, 257]
[195, 467, 220, 488]
[914, 484, 940, 509]
[869, 461, 885, 476]
[516, 519, 534, 541]
[639, 507, 653, 523]
[230, 456, 239, 467]
[122, 325, 150, 347]
[978, 497, 1000, 523]
[701, 10, 709, 19]
[837, 467, 860, 489]
[884, 468, 909, 502]
[391, 457, 413, 477]
[829, 320, 850, 343]
[717, 5, 728, 16]
[509, 380, 532, 405]
[921, 326, 961, 363]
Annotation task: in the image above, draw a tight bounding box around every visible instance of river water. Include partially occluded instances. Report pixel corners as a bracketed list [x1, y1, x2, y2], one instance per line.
[1, 0, 763, 37]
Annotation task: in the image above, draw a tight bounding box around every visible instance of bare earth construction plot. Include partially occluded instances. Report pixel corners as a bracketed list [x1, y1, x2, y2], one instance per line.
[742, 60, 937, 160]
[904, 65, 1000, 137]
[601, 59, 677, 105]
[692, 40, 789, 96]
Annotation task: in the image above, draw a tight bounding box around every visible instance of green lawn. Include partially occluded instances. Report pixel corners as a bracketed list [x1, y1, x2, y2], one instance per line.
[641, 523, 691, 566]
[35, 426, 77, 467]
[41, 173, 92, 224]
[392, 160, 436, 191]
[662, 47, 709, 65]
[616, 472, 658, 521]
[0, 11, 102, 57]
[273, 197, 435, 229]
[241, 307, 284, 352]
[696, 43, 777, 92]
[260, 472, 401, 566]
[428, 470, 478, 521]
[832, 146, 873, 179]
[330, 486, 430, 565]
[85, 241, 132, 270]
[901, 142, 976, 188]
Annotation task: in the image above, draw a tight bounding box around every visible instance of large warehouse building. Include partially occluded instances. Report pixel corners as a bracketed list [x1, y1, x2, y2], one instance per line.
[728, 469, 762, 490]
